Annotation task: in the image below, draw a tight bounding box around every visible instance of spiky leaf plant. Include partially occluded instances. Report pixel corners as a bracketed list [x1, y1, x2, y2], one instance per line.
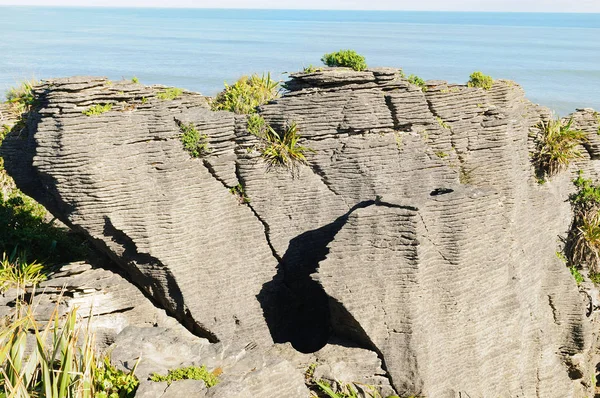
[534, 117, 587, 178]
[211, 73, 279, 114]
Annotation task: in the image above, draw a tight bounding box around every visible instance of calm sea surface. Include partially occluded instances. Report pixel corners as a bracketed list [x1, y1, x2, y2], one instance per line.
[0, 7, 599, 115]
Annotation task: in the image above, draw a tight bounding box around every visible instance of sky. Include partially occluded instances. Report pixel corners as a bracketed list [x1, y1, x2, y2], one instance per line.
[0, 0, 599, 13]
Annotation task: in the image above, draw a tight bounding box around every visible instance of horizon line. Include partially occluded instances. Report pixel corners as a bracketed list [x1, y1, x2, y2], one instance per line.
[0, 5, 599, 14]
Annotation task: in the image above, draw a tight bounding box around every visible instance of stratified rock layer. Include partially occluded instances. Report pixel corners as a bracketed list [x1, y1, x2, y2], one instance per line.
[4, 69, 600, 397]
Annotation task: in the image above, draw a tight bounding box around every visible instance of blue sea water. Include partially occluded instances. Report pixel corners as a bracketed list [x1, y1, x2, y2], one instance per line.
[0, 7, 599, 115]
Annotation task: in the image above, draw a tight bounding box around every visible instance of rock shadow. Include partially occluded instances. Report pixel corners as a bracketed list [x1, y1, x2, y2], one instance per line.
[257, 200, 378, 353]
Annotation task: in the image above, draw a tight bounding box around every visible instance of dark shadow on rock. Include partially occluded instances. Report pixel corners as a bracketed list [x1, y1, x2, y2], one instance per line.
[258, 200, 382, 353]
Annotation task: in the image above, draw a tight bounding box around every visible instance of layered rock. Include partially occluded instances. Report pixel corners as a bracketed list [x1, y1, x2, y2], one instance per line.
[3, 69, 600, 397]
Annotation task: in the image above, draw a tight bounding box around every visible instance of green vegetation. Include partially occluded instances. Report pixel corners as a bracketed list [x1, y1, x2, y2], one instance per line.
[590, 272, 600, 285]
[229, 184, 250, 204]
[94, 356, 139, 398]
[247, 115, 313, 172]
[436, 117, 450, 130]
[0, 249, 45, 291]
[211, 73, 279, 114]
[303, 65, 323, 73]
[140, 97, 148, 104]
[150, 366, 219, 387]
[0, 303, 139, 397]
[564, 172, 600, 278]
[131, 76, 139, 84]
[534, 117, 587, 178]
[467, 71, 494, 90]
[5, 80, 37, 117]
[82, 103, 113, 116]
[179, 122, 210, 158]
[0, 191, 86, 266]
[570, 266, 584, 285]
[156, 87, 183, 101]
[407, 74, 427, 91]
[435, 151, 449, 159]
[321, 50, 367, 71]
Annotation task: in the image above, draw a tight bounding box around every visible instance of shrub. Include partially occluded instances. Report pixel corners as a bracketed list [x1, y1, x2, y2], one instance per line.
[131, 76, 139, 84]
[5, 80, 37, 117]
[321, 50, 367, 71]
[247, 115, 313, 173]
[565, 172, 600, 273]
[0, 191, 87, 265]
[179, 122, 210, 158]
[82, 103, 113, 116]
[211, 73, 279, 114]
[534, 117, 587, 177]
[150, 366, 219, 387]
[94, 356, 139, 398]
[156, 87, 183, 101]
[467, 71, 494, 90]
[407, 74, 427, 91]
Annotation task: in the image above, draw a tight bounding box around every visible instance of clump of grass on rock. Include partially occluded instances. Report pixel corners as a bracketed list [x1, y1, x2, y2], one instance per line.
[179, 121, 210, 158]
[156, 87, 183, 101]
[211, 73, 279, 114]
[82, 103, 112, 116]
[407, 74, 427, 91]
[467, 71, 494, 90]
[565, 172, 600, 278]
[534, 117, 587, 178]
[150, 365, 219, 387]
[247, 114, 313, 173]
[321, 50, 367, 71]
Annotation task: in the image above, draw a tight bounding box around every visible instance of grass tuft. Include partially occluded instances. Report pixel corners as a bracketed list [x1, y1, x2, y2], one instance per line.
[467, 71, 494, 90]
[407, 74, 427, 91]
[82, 103, 112, 116]
[5, 80, 38, 117]
[156, 87, 183, 101]
[211, 73, 279, 114]
[321, 50, 367, 71]
[247, 115, 313, 173]
[534, 117, 587, 178]
[179, 122, 210, 158]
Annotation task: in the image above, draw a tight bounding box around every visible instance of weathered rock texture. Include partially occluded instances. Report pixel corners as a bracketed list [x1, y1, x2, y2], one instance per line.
[3, 69, 600, 397]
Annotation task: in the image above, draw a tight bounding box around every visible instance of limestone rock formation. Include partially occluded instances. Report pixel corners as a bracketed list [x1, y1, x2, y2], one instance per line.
[3, 68, 600, 397]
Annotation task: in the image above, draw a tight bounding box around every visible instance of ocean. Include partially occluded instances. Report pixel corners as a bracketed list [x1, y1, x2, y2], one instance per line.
[0, 7, 599, 115]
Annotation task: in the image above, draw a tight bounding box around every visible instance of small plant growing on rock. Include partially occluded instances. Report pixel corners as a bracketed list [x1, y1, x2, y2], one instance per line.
[534, 117, 587, 178]
[321, 50, 367, 71]
[565, 172, 600, 274]
[436, 117, 450, 129]
[211, 73, 279, 114]
[303, 65, 323, 73]
[467, 71, 494, 90]
[247, 115, 313, 173]
[150, 365, 219, 387]
[179, 122, 210, 158]
[229, 183, 250, 204]
[0, 249, 46, 292]
[407, 74, 427, 91]
[131, 76, 139, 84]
[156, 87, 183, 100]
[83, 103, 113, 116]
[5, 80, 38, 117]
[94, 356, 140, 398]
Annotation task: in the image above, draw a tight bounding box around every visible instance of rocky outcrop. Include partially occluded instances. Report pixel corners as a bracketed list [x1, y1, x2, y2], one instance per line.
[3, 69, 600, 397]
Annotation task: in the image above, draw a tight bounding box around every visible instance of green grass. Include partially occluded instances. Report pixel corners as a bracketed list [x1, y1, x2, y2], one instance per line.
[534, 117, 587, 178]
[82, 103, 113, 116]
[150, 366, 219, 387]
[211, 73, 279, 114]
[0, 249, 46, 292]
[247, 115, 313, 172]
[179, 122, 210, 158]
[0, 302, 139, 398]
[565, 172, 600, 274]
[303, 65, 323, 73]
[229, 184, 250, 204]
[156, 87, 183, 101]
[570, 266, 584, 285]
[436, 117, 450, 130]
[435, 151, 449, 159]
[131, 76, 139, 84]
[321, 50, 367, 71]
[407, 74, 427, 91]
[467, 71, 494, 90]
[5, 80, 37, 117]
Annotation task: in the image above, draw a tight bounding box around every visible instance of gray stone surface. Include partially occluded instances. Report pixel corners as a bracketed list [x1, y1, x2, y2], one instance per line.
[3, 69, 600, 397]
